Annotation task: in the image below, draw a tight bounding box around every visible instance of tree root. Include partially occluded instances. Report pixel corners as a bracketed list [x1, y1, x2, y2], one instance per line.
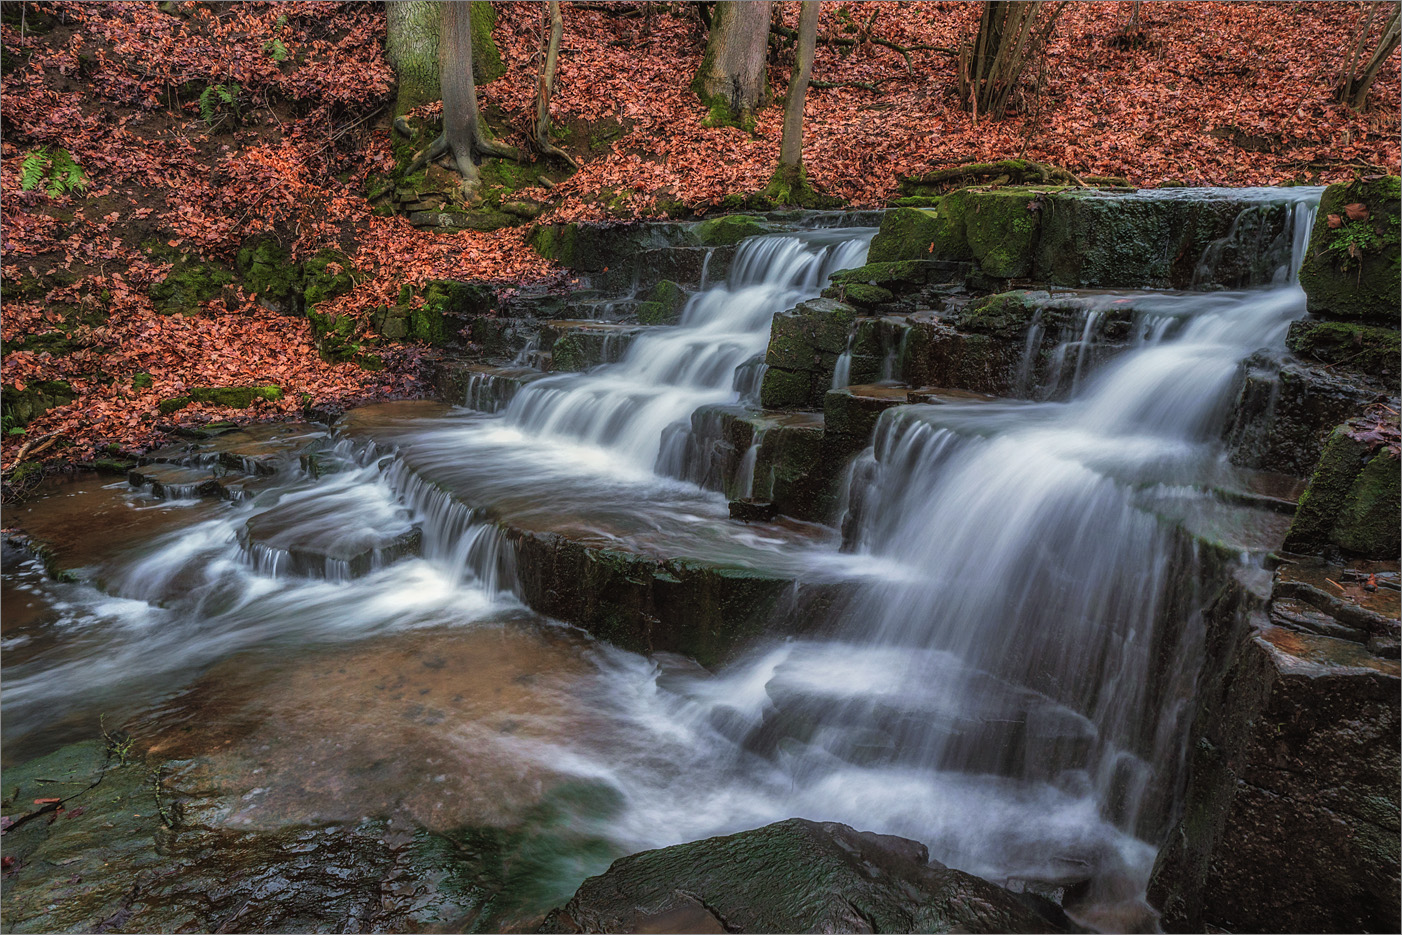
[901, 160, 1092, 193]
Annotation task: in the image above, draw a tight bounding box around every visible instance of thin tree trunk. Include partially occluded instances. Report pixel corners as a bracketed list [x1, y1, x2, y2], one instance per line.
[385, 0, 440, 120]
[1342, 1, 1401, 110]
[778, 0, 818, 171]
[533, 0, 578, 167]
[692, 0, 772, 129]
[438, 0, 481, 193]
[959, 1, 1067, 121]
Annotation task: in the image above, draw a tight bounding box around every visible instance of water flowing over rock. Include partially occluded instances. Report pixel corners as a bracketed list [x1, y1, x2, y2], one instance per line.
[4, 188, 1399, 934]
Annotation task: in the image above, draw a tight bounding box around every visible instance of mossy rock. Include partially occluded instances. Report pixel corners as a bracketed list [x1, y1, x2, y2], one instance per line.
[1286, 319, 1400, 387]
[637, 280, 687, 325]
[2, 379, 75, 427]
[235, 238, 302, 310]
[958, 188, 1043, 279]
[131, 373, 153, 389]
[955, 290, 1056, 339]
[1331, 444, 1401, 557]
[867, 204, 970, 263]
[824, 282, 894, 308]
[159, 386, 282, 413]
[148, 258, 234, 314]
[759, 367, 811, 410]
[1298, 176, 1401, 323]
[8, 331, 78, 356]
[1286, 423, 1401, 559]
[695, 214, 768, 247]
[828, 260, 928, 287]
[302, 250, 355, 311]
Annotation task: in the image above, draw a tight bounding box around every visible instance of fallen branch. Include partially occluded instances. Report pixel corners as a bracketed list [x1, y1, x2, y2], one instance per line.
[811, 77, 901, 92]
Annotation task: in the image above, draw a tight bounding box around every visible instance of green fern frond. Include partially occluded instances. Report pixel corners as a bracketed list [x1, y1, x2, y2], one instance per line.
[199, 85, 217, 122]
[263, 38, 287, 61]
[19, 149, 50, 191]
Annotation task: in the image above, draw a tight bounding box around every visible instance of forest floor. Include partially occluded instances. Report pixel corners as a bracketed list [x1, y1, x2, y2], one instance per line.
[1, 0, 1398, 478]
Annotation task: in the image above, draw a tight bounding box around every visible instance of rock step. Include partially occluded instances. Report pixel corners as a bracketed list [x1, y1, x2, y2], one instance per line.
[238, 495, 421, 581]
[431, 360, 551, 413]
[336, 401, 852, 667]
[539, 319, 656, 372]
[141, 423, 329, 476]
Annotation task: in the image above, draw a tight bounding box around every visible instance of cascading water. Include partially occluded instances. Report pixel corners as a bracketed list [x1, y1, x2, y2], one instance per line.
[507, 229, 870, 473]
[2, 191, 1325, 930]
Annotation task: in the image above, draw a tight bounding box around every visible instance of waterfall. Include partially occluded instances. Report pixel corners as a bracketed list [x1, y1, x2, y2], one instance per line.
[500, 230, 872, 472]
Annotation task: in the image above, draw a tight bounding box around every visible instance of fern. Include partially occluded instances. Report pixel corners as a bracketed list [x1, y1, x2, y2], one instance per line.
[48, 148, 87, 196]
[19, 147, 86, 197]
[263, 38, 287, 61]
[199, 83, 239, 123]
[199, 85, 217, 122]
[19, 148, 49, 191]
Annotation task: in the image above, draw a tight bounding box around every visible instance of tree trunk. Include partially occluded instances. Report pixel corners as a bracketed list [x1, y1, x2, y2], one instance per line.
[777, 0, 817, 171]
[438, 0, 482, 193]
[1340, 1, 1401, 111]
[692, 0, 772, 130]
[533, 0, 578, 167]
[957, 1, 1067, 122]
[385, 0, 439, 120]
[405, 2, 520, 197]
[385, 0, 503, 124]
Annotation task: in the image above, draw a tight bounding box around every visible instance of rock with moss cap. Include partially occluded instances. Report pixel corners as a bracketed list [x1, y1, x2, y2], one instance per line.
[694, 214, 768, 246]
[1298, 175, 1401, 324]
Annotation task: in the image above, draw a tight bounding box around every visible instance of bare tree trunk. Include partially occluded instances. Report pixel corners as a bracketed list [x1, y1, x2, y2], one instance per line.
[385, 0, 440, 120]
[385, 0, 503, 128]
[1340, 1, 1401, 111]
[957, 1, 1068, 122]
[777, 0, 817, 171]
[533, 0, 578, 167]
[437, 0, 482, 194]
[406, 2, 521, 197]
[692, 0, 772, 130]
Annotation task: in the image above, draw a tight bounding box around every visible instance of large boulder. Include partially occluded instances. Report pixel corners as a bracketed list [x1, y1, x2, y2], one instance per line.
[1298, 176, 1401, 323]
[539, 818, 1073, 934]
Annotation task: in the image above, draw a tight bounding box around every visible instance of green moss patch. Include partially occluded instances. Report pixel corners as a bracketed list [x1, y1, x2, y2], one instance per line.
[695, 214, 768, 246]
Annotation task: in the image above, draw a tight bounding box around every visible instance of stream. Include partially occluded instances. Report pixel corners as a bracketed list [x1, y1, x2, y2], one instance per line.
[2, 189, 1323, 931]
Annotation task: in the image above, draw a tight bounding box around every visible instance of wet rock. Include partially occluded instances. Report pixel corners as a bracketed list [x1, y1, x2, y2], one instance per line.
[1150, 544, 1401, 935]
[539, 321, 646, 372]
[1286, 318, 1400, 391]
[729, 498, 777, 522]
[505, 526, 805, 667]
[0, 741, 498, 933]
[240, 505, 420, 580]
[128, 463, 223, 499]
[824, 385, 913, 453]
[539, 818, 1073, 934]
[1223, 354, 1389, 477]
[1285, 422, 1401, 559]
[1149, 615, 1400, 934]
[1033, 190, 1294, 289]
[1298, 176, 1400, 324]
